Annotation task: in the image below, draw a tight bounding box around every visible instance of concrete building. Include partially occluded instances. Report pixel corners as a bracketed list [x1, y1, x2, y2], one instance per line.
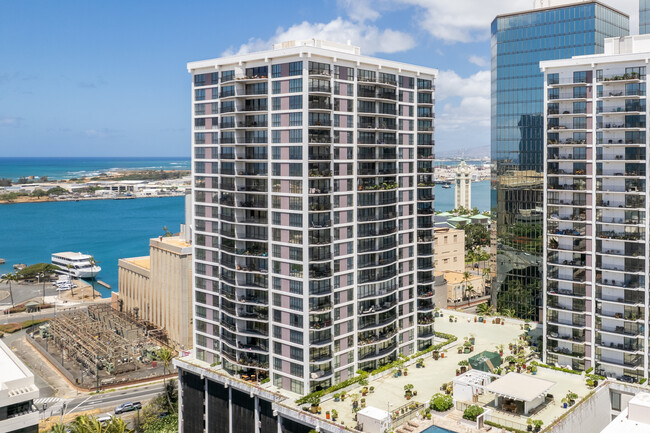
[454, 160, 471, 210]
[601, 392, 650, 433]
[433, 227, 465, 273]
[118, 192, 193, 349]
[118, 235, 193, 350]
[0, 339, 39, 433]
[641, 0, 650, 35]
[176, 38, 436, 432]
[444, 271, 486, 306]
[491, 0, 629, 321]
[541, 34, 650, 380]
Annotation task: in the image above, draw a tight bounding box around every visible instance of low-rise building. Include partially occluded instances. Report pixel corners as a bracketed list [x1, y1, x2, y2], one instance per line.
[118, 235, 193, 350]
[443, 271, 486, 305]
[0, 339, 39, 433]
[433, 227, 465, 273]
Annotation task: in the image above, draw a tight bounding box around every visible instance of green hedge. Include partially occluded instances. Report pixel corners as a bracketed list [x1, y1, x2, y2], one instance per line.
[295, 332, 457, 405]
[531, 361, 581, 375]
[463, 404, 484, 421]
[430, 393, 453, 412]
[484, 421, 527, 433]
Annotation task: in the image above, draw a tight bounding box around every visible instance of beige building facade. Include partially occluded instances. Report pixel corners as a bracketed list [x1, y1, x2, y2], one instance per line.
[444, 271, 486, 305]
[433, 227, 465, 273]
[118, 236, 193, 350]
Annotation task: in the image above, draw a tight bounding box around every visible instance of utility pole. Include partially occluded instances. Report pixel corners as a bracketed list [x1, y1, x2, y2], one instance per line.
[96, 354, 100, 391]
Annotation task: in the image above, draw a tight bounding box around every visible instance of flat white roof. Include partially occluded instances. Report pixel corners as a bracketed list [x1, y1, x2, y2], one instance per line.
[485, 373, 555, 402]
[52, 252, 92, 259]
[0, 340, 28, 384]
[357, 406, 390, 420]
[188, 39, 437, 77]
[601, 396, 650, 433]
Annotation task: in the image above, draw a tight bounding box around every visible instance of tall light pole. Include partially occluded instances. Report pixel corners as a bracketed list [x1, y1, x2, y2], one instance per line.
[39, 272, 46, 305]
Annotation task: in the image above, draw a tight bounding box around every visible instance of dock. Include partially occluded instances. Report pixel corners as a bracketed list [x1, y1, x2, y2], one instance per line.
[97, 280, 111, 289]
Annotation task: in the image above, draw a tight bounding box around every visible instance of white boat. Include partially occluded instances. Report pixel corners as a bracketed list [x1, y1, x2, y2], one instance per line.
[51, 252, 101, 279]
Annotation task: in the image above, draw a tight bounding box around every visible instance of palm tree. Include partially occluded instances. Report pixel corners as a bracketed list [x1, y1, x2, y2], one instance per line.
[89, 256, 98, 300]
[462, 271, 476, 306]
[53, 415, 134, 433]
[66, 263, 74, 296]
[49, 424, 67, 433]
[482, 266, 492, 288]
[1, 272, 17, 307]
[157, 347, 175, 411]
[465, 284, 476, 306]
[476, 303, 494, 316]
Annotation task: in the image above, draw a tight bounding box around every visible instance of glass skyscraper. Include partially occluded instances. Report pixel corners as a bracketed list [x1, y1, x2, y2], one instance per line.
[641, 0, 650, 34]
[491, 1, 629, 320]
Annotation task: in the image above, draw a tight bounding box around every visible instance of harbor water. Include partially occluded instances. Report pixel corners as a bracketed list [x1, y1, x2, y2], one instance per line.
[0, 196, 185, 297]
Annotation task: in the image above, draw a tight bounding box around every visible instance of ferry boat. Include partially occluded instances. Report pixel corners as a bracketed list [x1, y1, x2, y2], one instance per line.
[51, 252, 101, 279]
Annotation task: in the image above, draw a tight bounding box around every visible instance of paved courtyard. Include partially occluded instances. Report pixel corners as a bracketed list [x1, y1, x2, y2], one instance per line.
[317, 309, 531, 429]
[303, 309, 593, 432]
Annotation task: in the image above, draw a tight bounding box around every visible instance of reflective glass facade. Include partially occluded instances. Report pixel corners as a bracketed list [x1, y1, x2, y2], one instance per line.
[642, 0, 650, 34]
[491, 2, 628, 320]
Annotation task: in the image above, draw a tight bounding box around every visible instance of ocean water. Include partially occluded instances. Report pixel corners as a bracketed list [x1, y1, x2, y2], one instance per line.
[0, 157, 190, 181]
[0, 197, 185, 298]
[434, 180, 490, 212]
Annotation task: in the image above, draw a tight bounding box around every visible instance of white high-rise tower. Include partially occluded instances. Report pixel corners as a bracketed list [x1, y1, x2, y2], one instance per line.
[455, 160, 472, 210]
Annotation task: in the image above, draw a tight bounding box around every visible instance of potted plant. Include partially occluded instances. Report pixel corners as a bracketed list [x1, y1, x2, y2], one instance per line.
[531, 366, 537, 375]
[370, 386, 375, 393]
[567, 391, 578, 406]
[361, 397, 366, 408]
[527, 418, 534, 432]
[340, 391, 346, 401]
[404, 367, 408, 376]
[533, 419, 544, 432]
[362, 387, 368, 396]
[458, 360, 469, 373]
[351, 393, 360, 409]
[334, 393, 341, 402]
[404, 384, 414, 399]
[469, 334, 476, 345]
[331, 409, 338, 421]
[432, 350, 439, 360]
[326, 410, 330, 420]
[561, 397, 569, 409]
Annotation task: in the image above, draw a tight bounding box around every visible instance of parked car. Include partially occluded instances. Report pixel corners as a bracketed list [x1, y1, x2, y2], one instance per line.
[114, 402, 142, 414]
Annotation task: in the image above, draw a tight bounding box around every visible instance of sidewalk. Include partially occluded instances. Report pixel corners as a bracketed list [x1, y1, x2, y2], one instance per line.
[9, 335, 81, 399]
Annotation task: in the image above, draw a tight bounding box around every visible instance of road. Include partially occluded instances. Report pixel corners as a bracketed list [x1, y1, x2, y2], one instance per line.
[0, 303, 88, 325]
[0, 281, 62, 307]
[40, 381, 168, 420]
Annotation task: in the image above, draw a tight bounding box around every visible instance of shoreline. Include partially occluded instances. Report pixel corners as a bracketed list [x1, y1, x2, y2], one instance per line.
[0, 192, 185, 205]
[1, 168, 190, 205]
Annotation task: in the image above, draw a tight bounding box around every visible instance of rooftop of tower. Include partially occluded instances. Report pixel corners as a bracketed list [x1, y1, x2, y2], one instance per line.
[187, 39, 438, 77]
[494, 0, 628, 21]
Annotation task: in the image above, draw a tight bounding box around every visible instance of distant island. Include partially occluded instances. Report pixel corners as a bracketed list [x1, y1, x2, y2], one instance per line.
[0, 169, 190, 204]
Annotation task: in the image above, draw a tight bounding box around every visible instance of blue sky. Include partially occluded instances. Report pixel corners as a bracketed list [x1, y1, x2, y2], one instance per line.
[0, 0, 639, 158]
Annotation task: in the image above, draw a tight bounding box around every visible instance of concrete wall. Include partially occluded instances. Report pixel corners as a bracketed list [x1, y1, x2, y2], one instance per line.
[433, 227, 465, 273]
[548, 382, 648, 433]
[118, 236, 193, 350]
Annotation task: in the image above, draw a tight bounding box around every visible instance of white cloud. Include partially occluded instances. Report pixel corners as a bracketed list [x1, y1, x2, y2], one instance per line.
[434, 69, 491, 153]
[222, 17, 415, 56]
[84, 128, 118, 138]
[340, 0, 640, 43]
[337, 0, 381, 22]
[436, 69, 490, 101]
[0, 117, 21, 127]
[468, 55, 488, 67]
